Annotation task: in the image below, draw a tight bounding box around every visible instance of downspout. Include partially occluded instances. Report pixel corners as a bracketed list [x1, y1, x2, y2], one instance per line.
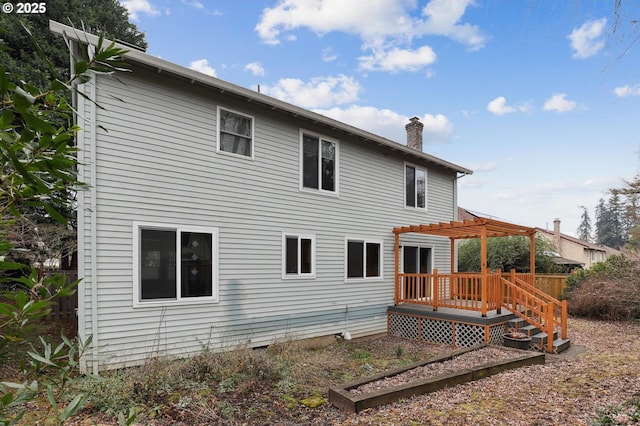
[452, 172, 468, 220]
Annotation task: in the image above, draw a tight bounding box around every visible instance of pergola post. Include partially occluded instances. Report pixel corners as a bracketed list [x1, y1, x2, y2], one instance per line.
[480, 226, 488, 317]
[394, 232, 400, 305]
[529, 231, 536, 283]
[450, 238, 455, 273]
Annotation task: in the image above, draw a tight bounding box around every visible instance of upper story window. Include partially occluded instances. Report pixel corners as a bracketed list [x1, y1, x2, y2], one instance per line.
[301, 132, 338, 194]
[134, 223, 218, 305]
[218, 107, 254, 158]
[282, 233, 316, 279]
[405, 163, 426, 209]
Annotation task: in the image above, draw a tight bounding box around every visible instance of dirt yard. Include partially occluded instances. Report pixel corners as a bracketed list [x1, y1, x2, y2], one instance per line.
[3, 317, 639, 425]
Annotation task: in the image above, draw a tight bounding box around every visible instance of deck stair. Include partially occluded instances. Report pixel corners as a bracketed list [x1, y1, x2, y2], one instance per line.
[505, 316, 571, 354]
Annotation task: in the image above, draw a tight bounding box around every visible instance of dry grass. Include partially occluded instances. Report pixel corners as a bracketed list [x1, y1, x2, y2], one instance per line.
[3, 317, 640, 425]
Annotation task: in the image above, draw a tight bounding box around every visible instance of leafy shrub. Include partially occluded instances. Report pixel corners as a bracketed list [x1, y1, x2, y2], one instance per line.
[565, 255, 640, 320]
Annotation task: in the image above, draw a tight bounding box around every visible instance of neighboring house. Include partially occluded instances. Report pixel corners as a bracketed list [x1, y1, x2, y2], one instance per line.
[51, 22, 472, 372]
[536, 219, 621, 270]
[457, 207, 480, 222]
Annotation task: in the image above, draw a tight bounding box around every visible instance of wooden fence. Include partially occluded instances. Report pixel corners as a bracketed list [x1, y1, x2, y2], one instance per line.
[46, 270, 79, 320]
[534, 274, 569, 299]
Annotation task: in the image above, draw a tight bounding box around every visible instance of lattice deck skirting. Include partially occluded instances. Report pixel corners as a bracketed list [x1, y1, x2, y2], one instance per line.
[388, 307, 512, 348]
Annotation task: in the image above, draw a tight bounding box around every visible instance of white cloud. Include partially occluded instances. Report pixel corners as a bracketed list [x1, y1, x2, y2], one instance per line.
[466, 162, 499, 172]
[487, 97, 514, 116]
[614, 84, 640, 97]
[322, 47, 338, 62]
[421, 113, 453, 143]
[543, 93, 577, 113]
[244, 62, 265, 77]
[261, 75, 361, 108]
[568, 18, 607, 59]
[416, 0, 486, 51]
[256, 0, 414, 45]
[310, 106, 454, 144]
[255, 0, 485, 72]
[359, 45, 436, 72]
[487, 97, 530, 116]
[119, 0, 160, 20]
[189, 59, 217, 77]
[181, 0, 203, 8]
[314, 105, 406, 138]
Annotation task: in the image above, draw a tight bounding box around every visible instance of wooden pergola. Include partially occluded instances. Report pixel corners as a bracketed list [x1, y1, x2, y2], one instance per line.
[394, 217, 537, 277]
[393, 217, 538, 317]
[392, 218, 568, 352]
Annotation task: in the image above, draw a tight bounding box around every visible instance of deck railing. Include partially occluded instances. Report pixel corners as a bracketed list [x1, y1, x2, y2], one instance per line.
[395, 268, 568, 352]
[397, 270, 502, 313]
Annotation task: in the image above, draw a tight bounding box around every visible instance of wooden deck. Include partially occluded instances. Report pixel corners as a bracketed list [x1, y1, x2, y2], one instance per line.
[392, 219, 568, 353]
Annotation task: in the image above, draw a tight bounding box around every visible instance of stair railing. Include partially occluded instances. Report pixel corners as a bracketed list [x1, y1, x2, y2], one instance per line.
[507, 269, 568, 340]
[499, 276, 559, 353]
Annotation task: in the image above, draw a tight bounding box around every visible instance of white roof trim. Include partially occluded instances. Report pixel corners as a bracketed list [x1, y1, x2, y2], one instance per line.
[49, 20, 472, 175]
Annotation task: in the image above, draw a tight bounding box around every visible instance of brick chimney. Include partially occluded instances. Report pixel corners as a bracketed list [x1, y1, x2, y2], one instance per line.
[553, 218, 561, 251]
[405, 116, 424, 152]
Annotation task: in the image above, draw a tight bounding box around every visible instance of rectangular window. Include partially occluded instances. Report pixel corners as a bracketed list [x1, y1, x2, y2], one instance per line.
[136, 224, 218, 304]
[346, 238, 382, 280]
[283, 233, 315, 278]
[405, 164, 426, 209]
[218, 107, 253, 158]
[301, 132, 337, 194]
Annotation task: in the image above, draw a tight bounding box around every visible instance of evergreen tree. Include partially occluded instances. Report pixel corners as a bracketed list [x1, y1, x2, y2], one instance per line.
[595, 196, 626, 249]
[0, 2, 146, 266]
[577, 205, 592, 242]
[0, 0, 146, 90]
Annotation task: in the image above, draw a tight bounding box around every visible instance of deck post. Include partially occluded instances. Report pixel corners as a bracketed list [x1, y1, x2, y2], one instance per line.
[480, 226, 488, 317]
[394, 232, 400, 305]
[561, 300, 568, 339]
[495, 269, 502, 314]
[432, 268, 439, 311]
[546, 302, 554, 353]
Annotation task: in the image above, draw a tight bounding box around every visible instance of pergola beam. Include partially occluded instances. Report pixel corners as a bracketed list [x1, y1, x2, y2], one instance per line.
[393, 217, 536, 241]
[394, 216, 538, 288]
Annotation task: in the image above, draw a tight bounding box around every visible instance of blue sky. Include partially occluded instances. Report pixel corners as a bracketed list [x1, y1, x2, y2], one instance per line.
[119, 0, 640, 238]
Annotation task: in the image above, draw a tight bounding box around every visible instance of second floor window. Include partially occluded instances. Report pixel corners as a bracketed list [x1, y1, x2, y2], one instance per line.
[218, 107, 253, 158]
[405, 164, 426, 208]
[302, 132, 337, 193]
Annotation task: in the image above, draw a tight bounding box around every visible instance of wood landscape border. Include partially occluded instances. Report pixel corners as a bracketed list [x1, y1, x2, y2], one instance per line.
[329, 344, 545, 413]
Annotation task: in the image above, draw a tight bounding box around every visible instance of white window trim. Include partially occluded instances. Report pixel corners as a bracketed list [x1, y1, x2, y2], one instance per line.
[344, 237, 384, 282]
[281, 232, 316, 279]
[133, 222, 219, 307]
[216, 106, 255, 160]
[403, 162, 427, 211]
[299, 129, 339, 196]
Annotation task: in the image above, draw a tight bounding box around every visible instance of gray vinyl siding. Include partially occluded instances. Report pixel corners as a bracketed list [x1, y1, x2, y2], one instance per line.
[78, 66, 459, 370]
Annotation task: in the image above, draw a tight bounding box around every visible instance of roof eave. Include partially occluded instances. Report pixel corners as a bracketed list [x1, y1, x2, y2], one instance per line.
[49, 20, 472, 175]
